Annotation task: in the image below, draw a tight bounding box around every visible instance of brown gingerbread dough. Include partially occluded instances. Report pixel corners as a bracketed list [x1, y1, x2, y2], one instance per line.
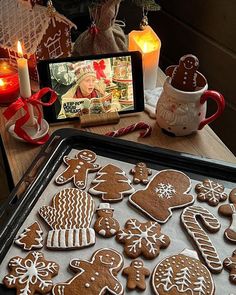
[130, 162, 152, 185]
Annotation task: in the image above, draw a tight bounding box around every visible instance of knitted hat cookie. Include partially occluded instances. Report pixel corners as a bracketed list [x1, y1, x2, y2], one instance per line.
[39, 188, 95, 249]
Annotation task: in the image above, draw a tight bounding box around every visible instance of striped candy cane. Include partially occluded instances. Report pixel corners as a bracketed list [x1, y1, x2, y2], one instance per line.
[105, 122, 152, 138]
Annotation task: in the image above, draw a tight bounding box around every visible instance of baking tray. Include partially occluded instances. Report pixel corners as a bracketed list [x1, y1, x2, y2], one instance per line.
[0, 128, 236, 295]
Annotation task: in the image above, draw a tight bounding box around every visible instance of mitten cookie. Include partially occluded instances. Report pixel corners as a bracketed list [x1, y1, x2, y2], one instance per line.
[218, 188, 236, 242]
[224, 250, 236, 284]
[181, 205, 222, 273]
[116, 218, 170, 259]
[3, 251, 59, 295]
[89, 164, 134, 202]
[129, 169, 194, 223]
[94, 203, 120, 238]
[152, 249, 215, 295]
[130, 162, 152, 185]
[122, 260, 150, 291]
[55, 149, 101, 189]
[195, 179, 228, 206]
[15, 221, 43, 251]
[52, 248, 124, 295]
[39, 188, 95, 249]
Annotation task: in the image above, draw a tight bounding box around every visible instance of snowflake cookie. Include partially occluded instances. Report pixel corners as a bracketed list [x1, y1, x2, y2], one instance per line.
[3, 251, 59, 295]
[152, 249, 215, 295]
[195, 179, 228, 206]
[116, 218, 170, 259]
[129, 169, 194, 223]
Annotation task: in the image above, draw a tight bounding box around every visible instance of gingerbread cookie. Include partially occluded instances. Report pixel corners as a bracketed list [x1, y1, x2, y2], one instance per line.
[94, 203, 120, 238]
[181, 205, 222, 273]
[224, 250, 236, 284]
[39, 188, 95, 249]
[116, 218, 170, 259]
[15, 221, 43, 251]
[152, 248, 215, 295]
[122, 259, 150, 291]
[195, 179, 228, 206]
[129, 169, 194, 223]
[218, 188, 236, 242]
[89, 164, 135, 202]
[55, 149, 101, 189]
[52, 248, 124, 295]
[3, 251, 59, 295]
[130, 162, 152, 185]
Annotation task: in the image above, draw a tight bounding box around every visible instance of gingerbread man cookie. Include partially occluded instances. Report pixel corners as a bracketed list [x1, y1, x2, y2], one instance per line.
[116, 218, 170, 259]
[130, 162, 152, 185]
[55, 149, 101, 189]
[39, 188, 95, 249]
[94, 203, 120, 238]
[218, 188, 236, 242]
[224, 250, 236, 284]
[122, 259, 150, 291]
[3, 251, 59, 295]
[195, 179, 228, 206]
[52, 248, 124, 295]
[129, 169, 194, 223]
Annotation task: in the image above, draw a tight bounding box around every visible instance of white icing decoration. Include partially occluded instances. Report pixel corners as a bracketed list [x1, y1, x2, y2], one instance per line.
[155, 183, 176, 199]
[15, 222, 43, 250]
[85, 283, 90, 287]
[197, 179, 226, 204]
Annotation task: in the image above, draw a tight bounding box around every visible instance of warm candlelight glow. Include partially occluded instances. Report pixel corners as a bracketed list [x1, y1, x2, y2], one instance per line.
[17, 41, 23, 58]
[0, 78, 4, 87]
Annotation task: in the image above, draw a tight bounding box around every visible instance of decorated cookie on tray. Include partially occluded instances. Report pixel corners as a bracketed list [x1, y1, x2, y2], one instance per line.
[130, 162, 152, 185]
[129, 169, 194, 223]
[89, 164, 134, 202]
[224, 250, 236, 284]
[116, 218, 170, 259]
[218, 188, 236, 242]
[195, 178, 228, 206]
[55, 149, 101, 189]
[181, 205, 223, 273]
[94, 203, 120, 238]
[15, 221, 44, 251]
[52, 248, 124, 295]
[152, 249, 215, 295]
[39, 188, 95, 249]
[3, 251, 59, 295]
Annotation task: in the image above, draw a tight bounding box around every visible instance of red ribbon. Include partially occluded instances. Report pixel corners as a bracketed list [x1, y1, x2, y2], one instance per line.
[3, 87, 57, 145]
[93, 60, 106, 80]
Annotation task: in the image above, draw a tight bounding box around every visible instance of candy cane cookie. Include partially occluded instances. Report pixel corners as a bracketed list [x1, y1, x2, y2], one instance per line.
[181, 205, 223, 273]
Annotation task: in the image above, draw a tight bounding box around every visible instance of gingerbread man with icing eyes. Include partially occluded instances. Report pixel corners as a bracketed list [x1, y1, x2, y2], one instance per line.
[130, 162, 152, 185]
[55, 149, 101, 189]
[52, 248, 124, 295]
[122, 260, 150, 291]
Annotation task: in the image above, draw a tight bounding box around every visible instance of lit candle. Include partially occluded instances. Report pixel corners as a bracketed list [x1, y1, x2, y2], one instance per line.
[129, 25, 161, 90]
[0, 59, 19, 105]
[17, 41, 35, 126]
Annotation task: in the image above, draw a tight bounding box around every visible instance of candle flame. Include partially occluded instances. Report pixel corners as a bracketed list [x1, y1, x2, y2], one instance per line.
[17, 41, 23, 57]
[0, 78, 4, 86]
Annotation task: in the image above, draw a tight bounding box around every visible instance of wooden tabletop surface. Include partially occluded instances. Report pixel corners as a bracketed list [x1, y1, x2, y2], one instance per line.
[1, 68, 236, 186]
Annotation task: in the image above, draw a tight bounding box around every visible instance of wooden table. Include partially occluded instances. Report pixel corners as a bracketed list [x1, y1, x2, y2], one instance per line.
[1, 68, 236, 186]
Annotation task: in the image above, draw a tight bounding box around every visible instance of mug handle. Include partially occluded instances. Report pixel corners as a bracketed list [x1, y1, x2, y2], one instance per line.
[198, 90, 225, 130]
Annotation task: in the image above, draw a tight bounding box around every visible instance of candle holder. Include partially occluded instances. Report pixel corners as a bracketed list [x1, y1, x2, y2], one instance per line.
[0, 58, 20, 106]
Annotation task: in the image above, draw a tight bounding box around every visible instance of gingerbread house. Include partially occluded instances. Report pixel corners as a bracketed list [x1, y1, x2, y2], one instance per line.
[0, 0, 76, 80]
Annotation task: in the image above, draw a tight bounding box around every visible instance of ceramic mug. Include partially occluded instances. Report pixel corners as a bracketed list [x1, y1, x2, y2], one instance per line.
[156, 76, 225, 136]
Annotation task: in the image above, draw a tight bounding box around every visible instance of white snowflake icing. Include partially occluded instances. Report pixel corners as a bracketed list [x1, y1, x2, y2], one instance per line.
[155, 183, 176, 199]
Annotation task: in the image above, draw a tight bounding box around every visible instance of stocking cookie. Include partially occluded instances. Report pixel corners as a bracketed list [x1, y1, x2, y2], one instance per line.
[39, 188, 95, 249]
[195, 179, 228, 206]
[122, 260, 150, 291]
[152, 249, 215, 295]
[89, 164, 134, 202]
[218, 188, 236, 242]
[116, 218, 170, 259]
[15, 221, 43, 251]
[3, 251, 59, 295]
[52, 248, 124, 295]
[55, 149, 101, 189]
[181, 205, 222, 273]
[130, 162, 152, 185]
[129, 169, 194, 223]
[94, 203, 120, 238]
[224, 250, 236, 284]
